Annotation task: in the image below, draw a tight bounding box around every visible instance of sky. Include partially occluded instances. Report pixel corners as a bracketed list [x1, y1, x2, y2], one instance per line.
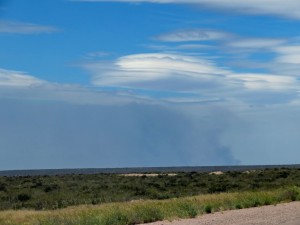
[1, 0, 300, 170]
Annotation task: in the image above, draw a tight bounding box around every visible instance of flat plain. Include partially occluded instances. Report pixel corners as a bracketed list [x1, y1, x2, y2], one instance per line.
[0, 167, 299, 224]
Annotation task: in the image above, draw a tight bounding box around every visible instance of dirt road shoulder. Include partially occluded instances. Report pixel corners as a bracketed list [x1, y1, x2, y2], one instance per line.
[145, 201, 300, 225]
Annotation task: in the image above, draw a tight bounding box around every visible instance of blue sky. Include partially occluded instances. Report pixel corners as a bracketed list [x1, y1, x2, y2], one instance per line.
[1, 0, 300, 169]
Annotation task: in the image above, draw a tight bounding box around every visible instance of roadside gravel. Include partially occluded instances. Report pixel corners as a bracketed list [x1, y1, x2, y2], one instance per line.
[145, 201, 300, 225]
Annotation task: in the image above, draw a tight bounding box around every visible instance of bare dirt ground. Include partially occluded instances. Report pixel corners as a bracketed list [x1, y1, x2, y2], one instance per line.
[145, 201, 300, 225]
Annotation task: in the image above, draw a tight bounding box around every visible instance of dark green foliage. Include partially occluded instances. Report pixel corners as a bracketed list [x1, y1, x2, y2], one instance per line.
[0, 183, 6, 192]
[235, 203, 242, 209]
[0, 168, 299, 210]
[204, 205, 212, 213]
[17, 193, 31, 202]
[278, 186, 300, 202]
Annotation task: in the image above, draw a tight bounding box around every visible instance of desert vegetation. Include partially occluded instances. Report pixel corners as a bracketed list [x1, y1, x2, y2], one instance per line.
[0, 187, 299, 225]
[0, 167, 299, 224]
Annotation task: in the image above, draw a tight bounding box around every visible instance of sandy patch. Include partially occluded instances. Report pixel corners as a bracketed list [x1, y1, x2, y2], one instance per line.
[120, 173, 177, 177]
[209, 171, 223, 175]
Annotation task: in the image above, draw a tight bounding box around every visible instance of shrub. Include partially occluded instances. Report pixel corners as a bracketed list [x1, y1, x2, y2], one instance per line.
[204, 205, 212, 214]
[279, 187, 300, 201]
[235, 203, 242, 209]
[17, 193, 31, 202]
[0, 183, 6, 192]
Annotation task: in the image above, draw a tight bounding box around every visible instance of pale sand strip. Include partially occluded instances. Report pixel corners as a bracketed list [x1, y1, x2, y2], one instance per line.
[119, 173, 177, 177]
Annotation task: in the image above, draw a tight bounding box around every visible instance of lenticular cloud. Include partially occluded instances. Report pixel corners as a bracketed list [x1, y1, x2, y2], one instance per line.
[88, 53, 229, 87]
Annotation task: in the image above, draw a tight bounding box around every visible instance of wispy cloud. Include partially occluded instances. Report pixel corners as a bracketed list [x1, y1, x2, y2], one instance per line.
[143, 43, 212, 52]
[154, 27, 300, 83]
[227, 38, 286, 50]
[156, 29, 231, 42]
[228, 73, 298, 91]
[2, 40, 299, 106]
[229, 44, 300, 75]
[73, 0, 300, 19]
[0, 69, 45, 87]
[0, 20, 59, 34]
[0, 68, 153, 105]
[83, 52, 300, 106]
[154, 28, 287, 53]
[273, 45, 300, 64]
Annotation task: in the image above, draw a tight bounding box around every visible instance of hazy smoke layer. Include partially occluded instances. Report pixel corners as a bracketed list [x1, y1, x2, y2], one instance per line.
[0, 99, 238, 169]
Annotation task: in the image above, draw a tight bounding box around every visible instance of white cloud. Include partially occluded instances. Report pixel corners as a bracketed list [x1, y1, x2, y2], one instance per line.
[74, 0, 300, 19]
[273, 45, 300, 64]
[0, 68, 155, 105]
[276, 54, 300, 64]
[228, 73, 297, 91]
[0, 20, 58, 34]
[83, 52, 300, 107]
[219, 39, 300, 77]
[117, 53, 225, 75]
[274, 46, 300, 54]
[175, 44, 212, 50]
[227, 38, 286, 49]
[0, 69, 45, 87]
[156, 29, 231, 42]
[144, 43, 212, 51]
[2, 51, 299, 107]
[88, 53, 230, 87]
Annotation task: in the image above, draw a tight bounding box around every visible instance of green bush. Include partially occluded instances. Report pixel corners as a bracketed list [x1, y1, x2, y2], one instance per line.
[17, 193, 31, 202]
[278, 186, 300, 201]
[204, 205, 212, 214]
[235, 203, 242, 209]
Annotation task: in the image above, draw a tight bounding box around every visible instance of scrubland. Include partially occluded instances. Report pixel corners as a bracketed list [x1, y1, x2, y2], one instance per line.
[0, 168, 299, 224]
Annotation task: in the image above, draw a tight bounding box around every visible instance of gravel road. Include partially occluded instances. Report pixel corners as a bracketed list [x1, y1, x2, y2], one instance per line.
[145, 201, 300, 225]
